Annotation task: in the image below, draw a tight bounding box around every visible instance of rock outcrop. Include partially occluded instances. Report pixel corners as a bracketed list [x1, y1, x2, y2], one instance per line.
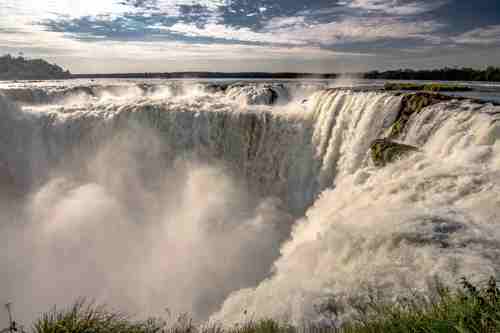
[370, 139, 419, 167]
[226, 83, 287, 105]
[388, 93, 453, 139]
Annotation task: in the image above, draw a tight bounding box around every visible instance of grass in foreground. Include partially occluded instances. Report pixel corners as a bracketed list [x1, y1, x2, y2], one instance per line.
[32, 300, 168, 333]
[384, 82, 473, 92]
[342, 277, 500, 332]
[27, 278, 500, 333]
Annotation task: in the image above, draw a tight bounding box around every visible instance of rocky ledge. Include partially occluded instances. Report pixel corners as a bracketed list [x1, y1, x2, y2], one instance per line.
[370, 139, 419, 167]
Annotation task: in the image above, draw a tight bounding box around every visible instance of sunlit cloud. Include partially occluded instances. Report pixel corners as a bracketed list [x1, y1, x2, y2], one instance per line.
[167, 17, 443, 46]
[342, 0, 449, 15]
[453, 25, 500, 45]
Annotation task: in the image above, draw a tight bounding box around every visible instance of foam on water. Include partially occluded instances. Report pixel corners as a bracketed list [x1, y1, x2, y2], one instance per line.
[212, 92, 500, 327]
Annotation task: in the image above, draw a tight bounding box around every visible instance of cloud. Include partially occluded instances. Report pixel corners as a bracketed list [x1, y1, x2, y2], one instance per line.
[0, 19, 369, 72]
[0, 0, 230, 38]
[0, 0, 230, 19]
[453, 25, 500, 45]
[265, 16, 306, 30]
[0, 0, 442, 72]
[167, 16, 443, 46]
[343, 0, 448, 15]
[1, 0, 378, 73]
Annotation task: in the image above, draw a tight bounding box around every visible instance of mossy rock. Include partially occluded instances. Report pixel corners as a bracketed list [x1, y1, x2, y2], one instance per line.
[388, 92, 453, 139]
[385, 82, 473, 92]
[371, 139, 419, 167]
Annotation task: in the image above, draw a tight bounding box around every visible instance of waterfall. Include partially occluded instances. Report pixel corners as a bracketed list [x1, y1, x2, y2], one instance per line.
[212, 91, 500, 327]
[308, 89, 401, 188]
[0, 87, 404, 212]
[1, 81, 499, 325]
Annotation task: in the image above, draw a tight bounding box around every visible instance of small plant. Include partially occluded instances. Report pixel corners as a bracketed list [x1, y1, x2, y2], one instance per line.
[32, 299, 166, 333]
[233, 320, 294, 333]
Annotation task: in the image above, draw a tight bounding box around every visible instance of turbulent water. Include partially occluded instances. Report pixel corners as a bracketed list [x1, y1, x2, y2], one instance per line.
[1, 79, 500, 327]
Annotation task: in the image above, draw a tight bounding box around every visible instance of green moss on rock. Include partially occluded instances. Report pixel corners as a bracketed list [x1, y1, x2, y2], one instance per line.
[370, 139, 419, 167]
[389, 93, 453, 139]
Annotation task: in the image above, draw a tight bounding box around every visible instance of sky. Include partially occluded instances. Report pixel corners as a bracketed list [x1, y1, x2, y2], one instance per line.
[0, 0, 499, 73]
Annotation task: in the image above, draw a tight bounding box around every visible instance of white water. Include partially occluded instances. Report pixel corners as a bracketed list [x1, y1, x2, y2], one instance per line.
[1, 81, 500, 327]
[213, 97, 500, 326]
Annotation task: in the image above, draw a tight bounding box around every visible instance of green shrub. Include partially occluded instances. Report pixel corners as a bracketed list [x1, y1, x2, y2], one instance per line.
[384, 82, 473, 92]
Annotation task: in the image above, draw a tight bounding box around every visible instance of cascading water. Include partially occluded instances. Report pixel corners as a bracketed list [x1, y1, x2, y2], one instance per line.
[213, 91, 500, 326]
[1, 80, 499, 326]
[308, 89, 402, 188]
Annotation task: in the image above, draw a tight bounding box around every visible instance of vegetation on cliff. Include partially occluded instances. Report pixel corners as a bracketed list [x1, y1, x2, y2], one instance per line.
[387, 93, 454, 139]
[384, 82, 472, 92]
[0, 54, 71, 80]
[365, 66, 500, 82]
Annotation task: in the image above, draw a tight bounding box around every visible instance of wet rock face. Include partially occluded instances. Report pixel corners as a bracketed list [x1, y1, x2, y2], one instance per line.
[226, 83, 287, 105]
[203, 83, 227, 94]
[389, 93, 454, 139]
[370, 138, 419, 167]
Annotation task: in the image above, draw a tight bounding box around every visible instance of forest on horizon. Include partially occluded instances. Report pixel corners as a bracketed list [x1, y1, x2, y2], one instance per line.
[1, 54, 500, 82]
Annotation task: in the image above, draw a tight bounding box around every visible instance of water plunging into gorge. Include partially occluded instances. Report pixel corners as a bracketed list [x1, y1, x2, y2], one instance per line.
[1, 81, 500, 326]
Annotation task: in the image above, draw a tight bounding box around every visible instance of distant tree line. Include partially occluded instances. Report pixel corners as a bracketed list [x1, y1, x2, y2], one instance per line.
[363, 66, 500, 82]
[2, 53, 500, 82]
[70, 67, 500, 82]
[71, 72, 340, 79]
[0, 54, 71, 80]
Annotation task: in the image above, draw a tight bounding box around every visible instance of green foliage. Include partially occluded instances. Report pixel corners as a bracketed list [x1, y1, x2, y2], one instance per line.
[0, 54, 71, 80]
[232, 320, 295, 333]
[365, 66, 500, 82]
[343, 277, 500, 332]
[32, 299, 166, 333]
[384, 82, 473, 92]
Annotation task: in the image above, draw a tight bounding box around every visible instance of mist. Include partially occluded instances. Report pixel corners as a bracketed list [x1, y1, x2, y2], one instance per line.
[0, 118, 294, 324]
